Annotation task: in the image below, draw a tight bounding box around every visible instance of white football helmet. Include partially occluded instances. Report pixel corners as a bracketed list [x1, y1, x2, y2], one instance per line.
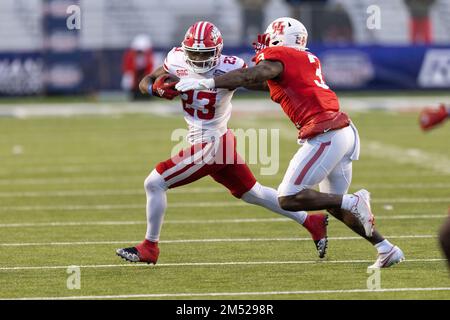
[264, 17, 308, 50]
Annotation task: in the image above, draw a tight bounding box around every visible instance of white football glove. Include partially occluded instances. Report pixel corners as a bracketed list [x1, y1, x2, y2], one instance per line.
[175, 78, 215, 92]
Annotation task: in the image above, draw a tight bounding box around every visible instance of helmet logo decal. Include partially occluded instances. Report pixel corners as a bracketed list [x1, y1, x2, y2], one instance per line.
[272, 21, 285, 35]
[210, 26, 220, 44]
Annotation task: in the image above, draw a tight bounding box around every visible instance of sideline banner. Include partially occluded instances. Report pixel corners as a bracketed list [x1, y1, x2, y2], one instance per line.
[0, 45, 449, 95]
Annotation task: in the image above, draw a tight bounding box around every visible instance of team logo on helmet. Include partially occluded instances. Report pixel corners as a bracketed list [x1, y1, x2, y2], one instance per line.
[272, 21, 285, 35]
[210, 26, 220, 44]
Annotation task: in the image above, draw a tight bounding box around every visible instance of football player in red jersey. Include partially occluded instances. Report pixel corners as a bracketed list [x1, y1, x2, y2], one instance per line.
[419, 104, 450, 131]
[116, 21, 329, 265]
[177, 17, 405, 268]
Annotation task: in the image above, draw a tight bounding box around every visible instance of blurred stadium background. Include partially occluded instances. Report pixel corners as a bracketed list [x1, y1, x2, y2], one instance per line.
[0, 0, 449, 98]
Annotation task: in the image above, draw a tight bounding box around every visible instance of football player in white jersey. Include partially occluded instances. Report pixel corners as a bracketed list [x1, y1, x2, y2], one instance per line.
[116, 21, 328, 264]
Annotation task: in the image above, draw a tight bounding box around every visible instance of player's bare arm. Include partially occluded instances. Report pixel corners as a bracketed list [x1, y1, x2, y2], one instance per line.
[215, 60, 282, 89]
[139, 66, 167, 94]
[243, 81, 270, 92]
[175, 60, 282, 92]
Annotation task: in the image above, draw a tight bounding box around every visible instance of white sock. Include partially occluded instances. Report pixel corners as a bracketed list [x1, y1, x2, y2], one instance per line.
[144, 170, 168, 242]
[241, 182, 307, 224]
[341, 194, 357, 211]
[374, 239, 394, 254]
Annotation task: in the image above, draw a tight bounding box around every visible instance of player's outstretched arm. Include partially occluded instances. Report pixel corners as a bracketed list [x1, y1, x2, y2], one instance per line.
[139, 66, 167, 94]
[214, 61, 282, 89]
[175, 61, 283, 92]
[243, 81, 269, 92]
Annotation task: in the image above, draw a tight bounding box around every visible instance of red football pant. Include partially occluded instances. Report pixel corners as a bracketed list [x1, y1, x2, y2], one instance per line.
[155, 130, 257, 198]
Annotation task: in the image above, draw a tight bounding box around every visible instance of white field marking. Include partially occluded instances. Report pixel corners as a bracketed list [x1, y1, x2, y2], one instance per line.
[0, 176, 143, 185]
[2, 96, 450, 118]
[0, 214, 445, 228]
[1, 198, 449, 212]
[362, 140, 450, 175]
[0, 234, 438, 247]
[0, 258, 445, 272]
[0, 159, 440, 175]
[2, 183, 450, 198]
[0, 202, 247, 212]
[6, 286, 450, 300]
[0, 187, 226, 198]
[0, 165, 145, 176]
[271, 120, 450, 176]
[0, 217, 288, 228]
[0, 170, 445, 186]
[0, 102, 180, 119]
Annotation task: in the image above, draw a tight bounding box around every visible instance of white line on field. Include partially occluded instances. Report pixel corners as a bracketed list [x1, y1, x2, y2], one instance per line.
[0, 165, 143, 176]
[0, 217, 287, 227]
[0, 170, 445, 185]
[1, 183, 450, 198]
[0, 258, 445, 272]
[6, 286, 450, 300]
[1, 198, 449, 212]
[0, 176, 143, 185]
[363, 140, 450, 175]
[0, 214, 445, 228]
[0, 234, 437, 247]
[0, 188, 225, 198]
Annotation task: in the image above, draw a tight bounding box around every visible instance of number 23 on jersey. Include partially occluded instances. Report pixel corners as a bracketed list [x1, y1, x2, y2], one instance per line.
[181, 90, 217, 120]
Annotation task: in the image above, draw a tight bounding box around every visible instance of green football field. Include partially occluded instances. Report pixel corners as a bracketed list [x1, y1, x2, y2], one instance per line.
[0, 102, 449, 300]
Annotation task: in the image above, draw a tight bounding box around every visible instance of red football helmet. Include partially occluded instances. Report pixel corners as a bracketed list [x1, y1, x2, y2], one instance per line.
[182, 21, 223, 73]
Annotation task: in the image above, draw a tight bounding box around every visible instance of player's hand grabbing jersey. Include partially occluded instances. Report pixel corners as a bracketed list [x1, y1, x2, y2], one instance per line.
[164, 47, 246, 144]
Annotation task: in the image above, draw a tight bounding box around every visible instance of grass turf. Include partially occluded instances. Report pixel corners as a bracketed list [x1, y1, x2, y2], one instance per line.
[0, 106, 449, 299]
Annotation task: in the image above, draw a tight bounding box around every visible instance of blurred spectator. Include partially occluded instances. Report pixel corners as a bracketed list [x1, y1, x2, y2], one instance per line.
[284, 0, 328, 42]
[239, 0, 269, 45]
[285, 0, 302, 22]
[404, 0, 435, 44]
[320, 3, 353, 43]
[122, 34, 154, 100]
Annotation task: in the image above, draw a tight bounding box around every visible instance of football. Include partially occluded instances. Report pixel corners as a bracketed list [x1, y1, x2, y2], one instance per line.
[157, 73, 179, 85]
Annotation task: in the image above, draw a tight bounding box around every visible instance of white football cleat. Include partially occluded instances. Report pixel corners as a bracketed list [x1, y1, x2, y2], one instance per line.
[350, 189, 375, 237]
[368, 246, 405, 269]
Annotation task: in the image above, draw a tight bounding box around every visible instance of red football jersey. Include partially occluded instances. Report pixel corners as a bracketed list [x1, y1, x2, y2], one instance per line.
[255, 46, 349, 139]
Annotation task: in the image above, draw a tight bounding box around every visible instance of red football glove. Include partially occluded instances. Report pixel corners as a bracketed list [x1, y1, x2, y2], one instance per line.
[419, 104, 449, 131]
[152, 75, 179, 100]
[251, 33, 270, 62]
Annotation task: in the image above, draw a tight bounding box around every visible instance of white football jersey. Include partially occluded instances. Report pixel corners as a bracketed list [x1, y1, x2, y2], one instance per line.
[163, 47, 246, 144]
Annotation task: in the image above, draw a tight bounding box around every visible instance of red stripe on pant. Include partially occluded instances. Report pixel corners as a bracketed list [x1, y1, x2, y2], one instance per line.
[294, 141, 331, 185]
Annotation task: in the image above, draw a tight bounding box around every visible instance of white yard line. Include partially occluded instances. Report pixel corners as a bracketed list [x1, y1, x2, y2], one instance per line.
[0, 165, 143, 176]
[0, 217, 288, 228]
[273, 120, 450, 176]
[0, 188, 225, 198]
[1, 183, 449, 198]
[0, 170, 445, 186]
[1, 198, 449, 212]
[0, 258, 444, 272]
[0, 215, 445, 228]
[6, 286, 450, 300]
[0, 234, 437, 247]
[363, 141, 450, 175]
[0, 176, 143, 185]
